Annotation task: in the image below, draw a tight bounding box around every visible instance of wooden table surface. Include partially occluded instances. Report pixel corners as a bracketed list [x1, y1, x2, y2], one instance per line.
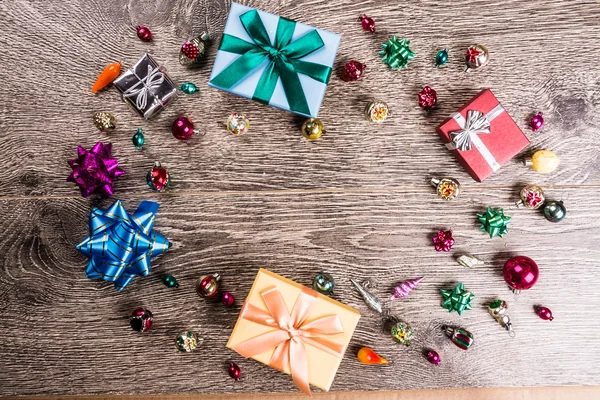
[1, 0, 599, 397]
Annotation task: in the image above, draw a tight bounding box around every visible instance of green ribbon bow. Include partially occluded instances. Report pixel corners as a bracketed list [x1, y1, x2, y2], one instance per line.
[477, 206, 511, 238]
[441, 282, 474, 315]
[209, 9, 332, 116]
[379, 36, 415, 70]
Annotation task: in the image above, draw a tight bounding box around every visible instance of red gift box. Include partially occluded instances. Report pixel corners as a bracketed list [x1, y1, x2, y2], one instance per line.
[437, 89, 530, 182]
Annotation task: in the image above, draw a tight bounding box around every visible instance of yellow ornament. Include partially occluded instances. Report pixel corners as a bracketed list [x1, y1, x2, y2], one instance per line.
[93, 112, 116, 131]
[302, 118, 325, 140]
[524, 150, 560, 173]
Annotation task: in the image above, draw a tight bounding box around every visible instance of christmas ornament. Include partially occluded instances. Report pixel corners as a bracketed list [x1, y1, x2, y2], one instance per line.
[226, 112, 250, 135]
[162, 274, 179, 288]
[418, 86, 437, 110]
[130, 307, 153, 332]
[488, 299, 515, 337]
[172, 116, 197, 140]
[477, 207, 511, 238]
[312, 272, 335, 295]
[365, 100, 389, 123]
[543, 200, 566, 222]
[456, 253, 485, 268]
[390, 321, 415, 345]
[359, 14, 375, 32]
[530, 112, 544, 132]
[515, 184, 545, 209]
[222, 292, 235, 307]
[443, 326, 474, 350]
[132, 128, 145, 149]
[432, 230, 454, 252]
[180, 82, 199, 94]
[301, 118, 325, 140]
[176, 331, 201, 352]
[535, 305, 554, 321]
[146, 161, 170, 192]
[179, 32, 209, 66]
[341, 60, 366, 82]
[228, 362, 241, 381]
[136, 25, 152, 41]
[440, 282, 474, 315]
[379, 36, 415, 70]
[76, 200, 170, 290]
[430, 177, 461, 201]
[357, 347, 388, 365]
[67, 142, 125, 198]
[426, 350, 441, 365]
[391, 277, 423, 300]
[91, 62, 121, 93]
[93, 111, 116, 131]
[524, 150, 560, 173]
[464, 44, 489, 72]
[503, 256, 539, 292]
[196, 273, 221, 298]
[350, 279, 383, 313]
[435, 48, 448, 67]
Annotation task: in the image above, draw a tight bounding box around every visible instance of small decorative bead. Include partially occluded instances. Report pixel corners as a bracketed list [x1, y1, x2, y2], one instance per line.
[197, 274, 220, 298]
[426, 350, 441, 365]
[132, 128, 145, 149]
[301, 118, 325, 140]
[130, 308, 153, 332]
[180, 82, 199, 94]
[221, 292, 235, 307]
[162, 274, 179, 288]
[341, 60, 366, 82]
[146, 161, 170, 192]
[530, 112, 544, 132]
[93, 112, 116, 131]
[418, 86, 437, 110]
[535, 306, 554, 321]
[228, 362, 241, 381]
[176, 331, 201, 352]
[136, 26, 152, 42]
[312, 272, 335, 295]
[365, 100, 389, 123]
[226, 112, 250, 135]
[359, 14, 375, 32]
[435, 49, 449, 67]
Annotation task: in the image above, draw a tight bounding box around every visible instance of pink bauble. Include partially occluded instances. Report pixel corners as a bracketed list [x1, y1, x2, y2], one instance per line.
[172, 116, 195, 140]
[503, 256, 539, 291]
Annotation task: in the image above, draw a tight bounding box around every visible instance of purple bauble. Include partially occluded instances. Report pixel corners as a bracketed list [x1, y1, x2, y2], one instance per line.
[530, 112, 544, 132]
[172, 116, 195, 140]
[221, 292, 235, 307]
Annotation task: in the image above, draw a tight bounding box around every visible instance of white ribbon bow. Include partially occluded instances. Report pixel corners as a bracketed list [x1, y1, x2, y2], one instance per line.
[122, 65, 165, 110]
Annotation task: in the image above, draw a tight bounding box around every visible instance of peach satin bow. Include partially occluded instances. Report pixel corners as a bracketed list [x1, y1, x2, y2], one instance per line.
[233, 286, 346, 396]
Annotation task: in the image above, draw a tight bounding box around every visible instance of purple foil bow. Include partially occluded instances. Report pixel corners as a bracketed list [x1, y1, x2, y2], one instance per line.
[67, 142, 125, 198]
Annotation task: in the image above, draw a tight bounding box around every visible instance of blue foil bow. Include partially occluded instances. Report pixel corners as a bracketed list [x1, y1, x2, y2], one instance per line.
[76, 200, 170, 290]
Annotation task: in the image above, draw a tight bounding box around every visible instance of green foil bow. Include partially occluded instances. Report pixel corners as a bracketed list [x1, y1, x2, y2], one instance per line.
[379, 36, 415, 70]
[209, 9, 332, 116]
[477, 206, 511, 238]
[441, 282, 474, 315]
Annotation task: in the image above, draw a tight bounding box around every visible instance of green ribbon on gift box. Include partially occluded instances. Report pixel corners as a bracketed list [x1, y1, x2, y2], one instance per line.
[209, 9, 332, 116]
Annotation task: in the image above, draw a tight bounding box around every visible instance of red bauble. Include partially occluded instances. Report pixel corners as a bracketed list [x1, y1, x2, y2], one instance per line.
[535, 306, 554, 321]
[136, 26, 152, 42]
[221, 292, 235, 307]
[147, 162, 170, 192]
[228, 362, 241, 381]
[426, 350, 440, 366]
[418, 86, 437, 110]
[181, 41, 200, 59]
[503, 256, 539, 291]
[359, 14, 375, 32]
[172, 116, 195, 140]
[341, 60, 366, 82]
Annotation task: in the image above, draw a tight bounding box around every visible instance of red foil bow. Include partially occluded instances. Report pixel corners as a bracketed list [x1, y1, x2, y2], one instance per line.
[233, 286, 345, 396]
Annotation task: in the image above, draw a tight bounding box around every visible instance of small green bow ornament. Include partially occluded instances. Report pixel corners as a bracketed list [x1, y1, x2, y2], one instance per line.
[441, 282, 474, 315]
[379, 36, 415, 70]
[477, 206, 511, 238]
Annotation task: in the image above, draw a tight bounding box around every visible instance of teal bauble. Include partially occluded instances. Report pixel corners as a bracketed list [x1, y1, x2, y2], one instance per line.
[132, 128, 145, 148]
[180, 82, 199, 94]
[435, 48, 449, 67]
[543, 200, 566, 222]
[162, 274, 179, 288]
[312, 272, 335, 295]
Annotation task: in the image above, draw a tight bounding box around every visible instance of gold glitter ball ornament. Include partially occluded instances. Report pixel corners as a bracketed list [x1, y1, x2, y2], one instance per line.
[365, 100, 389, 123]
[302, 118, 325, 140]
[93, 112, 116, 131]
[430, 177, 461, 201]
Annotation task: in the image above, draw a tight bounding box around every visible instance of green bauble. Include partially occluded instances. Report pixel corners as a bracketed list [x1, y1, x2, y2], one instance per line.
[312, 272, 335, 295]
[543, 200, 566, 222]
[180, 82, 199, 94]
[132, 128, 145, 148]
[162, 274, 179, 288]
[435, 48, 448, 67]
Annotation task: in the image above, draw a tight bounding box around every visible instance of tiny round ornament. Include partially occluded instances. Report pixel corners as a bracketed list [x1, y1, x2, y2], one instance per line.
[180, 82, 199, 94]
[530, 112, 544, 132]
[435, 48, 449, 67]
[196, 273, 221, 298]
[359, 14, 375, 32]
[221, 292, 235, 307]
[504, 256, 539, 292]
[365, 100, 389, 123]
[93, 112, 116, 131]
[425, 350, 441, 366]
[464, 44, 489, 71]
[132, 128, 145, 149]
[515, 184, 545, 209]
[341, 60, 366, 82]
[228, 362, 241, 381]
[357, 347, 388, 365]
[162, 274, 179, 288]
[430, 177, 461, 201]
[130, 307, 153, 332]
[535, 305, 554, 321]
[176, 331, 201, 352]
[418, 86, 437, 110]
[179, 33, 209, 66]
[136, 26, 152, 42]
[226, 112, 250, 135]
[302, 118, 325, 140]
[524, 150, 560, 173]
[390, 321, 415, 345]
[147, 161, 170, 192]
[172, 116, 197, 140]
[432, 230, 454, 252]
[312, 272, 335, 295]
[543, 200, 566, 222]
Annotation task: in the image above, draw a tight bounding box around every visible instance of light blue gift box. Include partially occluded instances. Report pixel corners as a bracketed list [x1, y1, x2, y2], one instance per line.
[208, 2, 341, 118]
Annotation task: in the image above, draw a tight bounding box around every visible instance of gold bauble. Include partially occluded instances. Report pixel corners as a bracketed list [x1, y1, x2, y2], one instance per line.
[524, 150, 559, 174]
[302, 118, 325, 140]
[93, 112, 116, 131]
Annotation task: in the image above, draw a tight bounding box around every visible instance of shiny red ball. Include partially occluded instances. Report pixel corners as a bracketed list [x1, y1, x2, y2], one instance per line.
[172, 116, 195, 140]
[418, 86, 437, 110]
[503, 256, 539, 291]
[341, 60, 366, 82]
[130, 307, 153, 332]
[530, 112, 544, 132]
[136, 26, 152, 42]
[228, 362, 241, 381]
[221, 292, 235, 307]
[148, 166, 170, 192]
[359, 14, 375, 32]
[536, 306, 554, 321]
[426, 350, 440, 366]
